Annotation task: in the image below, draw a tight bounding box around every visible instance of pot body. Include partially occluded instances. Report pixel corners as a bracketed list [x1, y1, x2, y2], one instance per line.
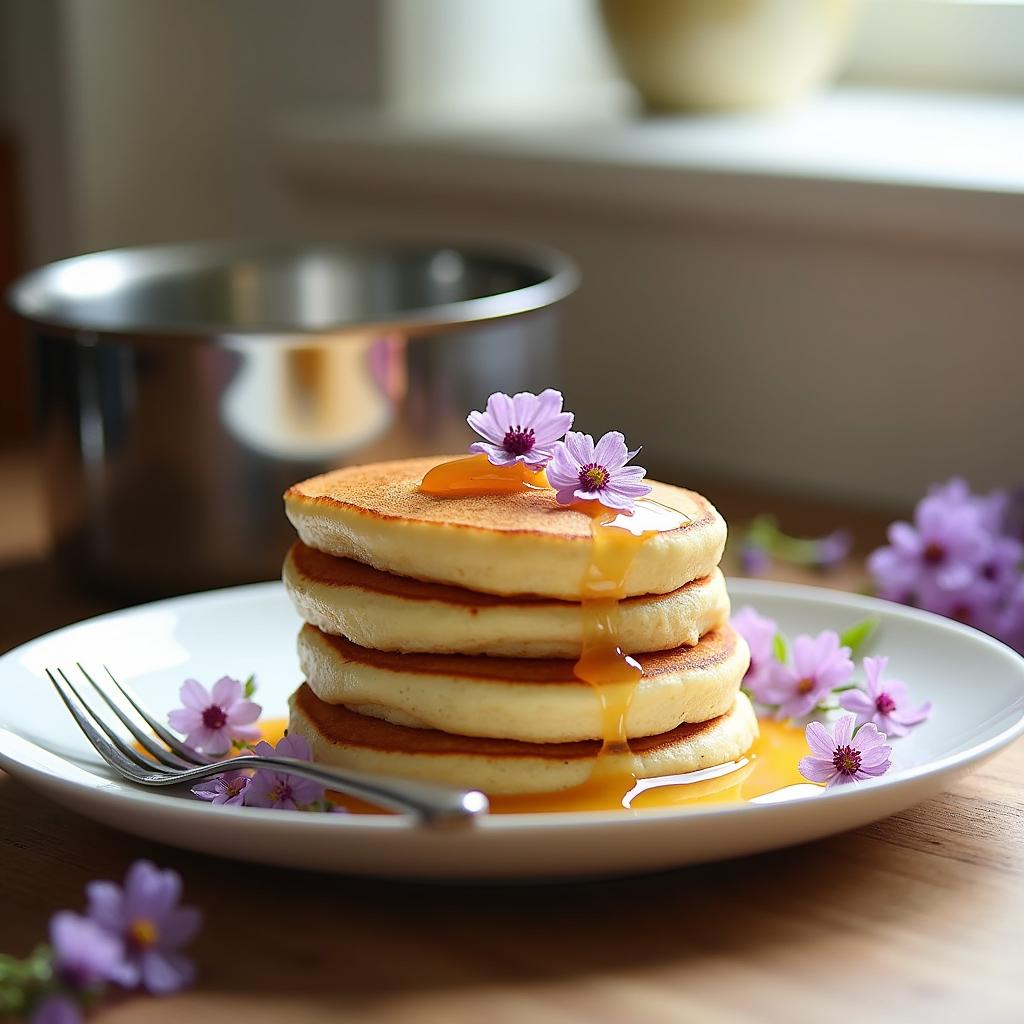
[12, 241, 576, 596]
[600, 0, 857, 111]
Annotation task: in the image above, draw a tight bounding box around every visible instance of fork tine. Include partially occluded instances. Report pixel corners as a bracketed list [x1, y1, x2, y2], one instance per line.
[98, 665, 209, 765]
[56, 669, 177, 774]
[46, 669, 148, 779]
[76, 665, 193, 770]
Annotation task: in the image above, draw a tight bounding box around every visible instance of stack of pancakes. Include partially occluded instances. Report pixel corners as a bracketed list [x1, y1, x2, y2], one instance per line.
[281, 456, 755, 796]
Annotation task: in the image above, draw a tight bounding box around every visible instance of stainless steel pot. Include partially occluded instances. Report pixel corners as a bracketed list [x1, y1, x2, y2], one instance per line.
[9, 240, 577, 596]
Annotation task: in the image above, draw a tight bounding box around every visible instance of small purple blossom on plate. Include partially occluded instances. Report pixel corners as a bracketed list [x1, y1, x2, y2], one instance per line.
[799, 715, 892, 788]
[731, 606, 778, 694]
[467, 389, 573, 469]
[167, 676, 262, 755]
[49, 910, 132, 992]
[191, 768, 250, 806]
[755, 630, 854, 720]
[546, 430, 652, 512]
[86, 860, 202, 995]
[839, 656, 931, 738]
[245, 734, 325, 810]
[30, 995, 82, 1024]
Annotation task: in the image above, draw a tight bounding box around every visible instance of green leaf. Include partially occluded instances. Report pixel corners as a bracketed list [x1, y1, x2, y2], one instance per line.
[243, 674, 257, 699]
[839, 617, 879, 655]
[772, 631, 789, 663]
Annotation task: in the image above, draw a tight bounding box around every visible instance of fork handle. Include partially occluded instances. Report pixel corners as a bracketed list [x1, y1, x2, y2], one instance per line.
[177, 754, 489, 827]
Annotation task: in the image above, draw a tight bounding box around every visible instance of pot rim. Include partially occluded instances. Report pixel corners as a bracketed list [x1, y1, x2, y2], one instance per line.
[7, 237, 578, 342]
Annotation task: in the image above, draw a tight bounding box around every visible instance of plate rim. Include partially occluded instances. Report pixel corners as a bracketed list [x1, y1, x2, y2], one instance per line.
[1, 577, 1022, 833]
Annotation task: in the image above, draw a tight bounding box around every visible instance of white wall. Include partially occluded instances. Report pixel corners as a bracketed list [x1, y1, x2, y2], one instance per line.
[262, 172, 1021, 509]
[1, 0, 383, 260]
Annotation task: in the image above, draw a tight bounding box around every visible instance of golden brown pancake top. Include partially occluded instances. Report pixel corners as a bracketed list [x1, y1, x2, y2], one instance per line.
[289, 541, 713, 610]
[304, 622, 739, 684]
[285, 456, 716, 540]
[293, 682, 730, 759]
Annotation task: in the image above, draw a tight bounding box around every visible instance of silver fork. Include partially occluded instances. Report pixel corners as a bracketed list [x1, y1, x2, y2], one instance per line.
[46, 664, 489, 827]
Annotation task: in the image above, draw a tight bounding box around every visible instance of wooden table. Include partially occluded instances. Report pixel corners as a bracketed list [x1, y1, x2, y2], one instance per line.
[2, 454, 1021, 1023]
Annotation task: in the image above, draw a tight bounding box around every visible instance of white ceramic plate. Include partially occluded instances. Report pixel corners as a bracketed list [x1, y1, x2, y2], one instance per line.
[1, 580, 1022, 880]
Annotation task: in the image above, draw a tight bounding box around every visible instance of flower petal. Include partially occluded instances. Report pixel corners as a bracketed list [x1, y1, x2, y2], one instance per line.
[892, 701, 932, 727]
[140, 949, 195, 995]
[838, 690, 874, 715]
[833, 715, 856, 746]
[211, 675, 242, 708]
[798, 755, 835, 783]
[467, 410, 505, 446]
[178, 679, 210, 712]
[563, 431, 593, 465]
[592, 431, 628, 471]
[29, 995, 83, 1024]
[167, 708, 201, 734]
[227, 700, 262, 725]
[804, 720, 835, 757]
[86, 880, 125, 931]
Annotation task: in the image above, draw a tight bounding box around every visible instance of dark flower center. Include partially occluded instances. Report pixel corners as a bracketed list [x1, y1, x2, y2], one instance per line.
[875, 692, 897, 715]
[202, 705, 227, 730]
[922, 541, 946, 566]
[502, 426, 535, 456]
[981, 563, 997, 581]
[796, 677, 815, 695]
[271, 781, 293, 803]
[832, 745, 862, 776]
[129, 918, 159, 950]
[951, 603, 973, 623]
[578, 463, 609, 492]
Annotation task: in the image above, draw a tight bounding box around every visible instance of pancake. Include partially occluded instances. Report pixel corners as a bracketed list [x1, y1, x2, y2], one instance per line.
[297, 622, 749, 742]
[288, 684, 759, 795]
[284, 456, 726, 600]
[284, 542, 731, 658]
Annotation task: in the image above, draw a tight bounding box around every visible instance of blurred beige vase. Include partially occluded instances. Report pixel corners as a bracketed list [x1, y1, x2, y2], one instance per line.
[600, 0, 857, 110]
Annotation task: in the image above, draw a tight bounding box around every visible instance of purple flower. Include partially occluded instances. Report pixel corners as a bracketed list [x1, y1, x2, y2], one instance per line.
[467, 389, 573, 469]
[30, 996, 82, 1024]
[755, 630, 854, 720]
[191, 768, 250, 806]
[927, 477, 1009, 536]
[812, 528, 853, 570]
[49, 911, 132, 991]
[916, 578, 1003, 637]
[731, 606, 778, 695]
[740, 539, 771, 575]
[86, 860, 202, 995]
[245, 734, 325, 811]
[839, 656, 931, 738]
[546, 431, 652, 512]
[997, 579, 1024, 653]
[799, 715, 892, 787]
[868, 493, 991, 600]
[167, 676, 261, 755]
[976, 534, 1023, 598]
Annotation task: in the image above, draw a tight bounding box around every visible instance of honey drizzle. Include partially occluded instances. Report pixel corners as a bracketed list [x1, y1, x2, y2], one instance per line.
[419, 453, 548, 496]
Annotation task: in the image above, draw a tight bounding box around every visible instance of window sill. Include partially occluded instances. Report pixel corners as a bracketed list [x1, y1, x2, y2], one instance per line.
[278, 86, 1024, 249]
